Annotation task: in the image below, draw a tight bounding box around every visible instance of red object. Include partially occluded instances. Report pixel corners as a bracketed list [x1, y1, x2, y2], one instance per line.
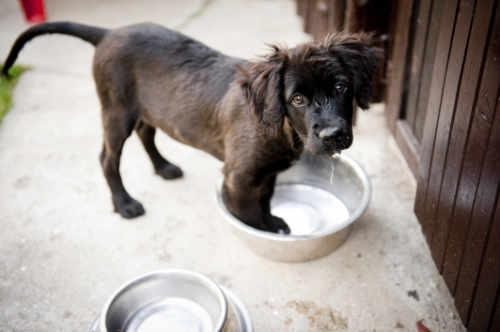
[416, 321, 431, 332]
[19, 0, 46, 23]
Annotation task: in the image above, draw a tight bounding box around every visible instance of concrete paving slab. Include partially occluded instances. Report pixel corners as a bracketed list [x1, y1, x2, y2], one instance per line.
[0, 0, 465, 331]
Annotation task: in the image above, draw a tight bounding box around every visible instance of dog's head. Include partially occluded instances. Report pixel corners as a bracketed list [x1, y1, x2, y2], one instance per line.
[238, 33, 380, 155]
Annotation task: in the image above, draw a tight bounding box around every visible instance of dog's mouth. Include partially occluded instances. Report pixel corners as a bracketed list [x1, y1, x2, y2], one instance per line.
[298, 124, 353, 156]
[304, 140, 337, 156]
[293, 126, 350, 156]
[320, 145, 343, 156]
[302, 134, 348, 156]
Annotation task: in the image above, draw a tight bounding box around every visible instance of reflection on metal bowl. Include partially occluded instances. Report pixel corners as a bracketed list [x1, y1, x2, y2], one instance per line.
[216, 153, 371, 262]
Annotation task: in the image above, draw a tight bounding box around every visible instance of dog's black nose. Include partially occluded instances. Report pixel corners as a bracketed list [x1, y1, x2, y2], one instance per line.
[317, 126, 351, 149]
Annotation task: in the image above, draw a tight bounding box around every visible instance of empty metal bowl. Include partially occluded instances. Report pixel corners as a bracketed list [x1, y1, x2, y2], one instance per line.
[216, 153, 371, 262]
[98, 270, 227, 332]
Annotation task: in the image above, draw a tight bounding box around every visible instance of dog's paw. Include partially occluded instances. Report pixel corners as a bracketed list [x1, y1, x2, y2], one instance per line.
[156, 163, 183, 180]
[114, 197, 145, 219]
[267, 216, 291, 234]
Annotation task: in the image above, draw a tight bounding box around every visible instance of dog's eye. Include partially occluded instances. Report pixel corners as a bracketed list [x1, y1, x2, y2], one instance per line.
[335, 83, 348, 94]
[290, 94, 306, 107]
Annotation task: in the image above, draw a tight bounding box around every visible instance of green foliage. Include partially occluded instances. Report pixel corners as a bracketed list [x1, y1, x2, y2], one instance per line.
[0, 65, 28, 124]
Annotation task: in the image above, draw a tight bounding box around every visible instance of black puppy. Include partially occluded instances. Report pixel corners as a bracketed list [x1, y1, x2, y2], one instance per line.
[2, 22, 379, 233]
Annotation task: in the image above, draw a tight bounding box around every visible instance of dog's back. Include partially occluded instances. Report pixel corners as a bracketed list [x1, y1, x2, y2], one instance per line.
[93, 23, 243, 157]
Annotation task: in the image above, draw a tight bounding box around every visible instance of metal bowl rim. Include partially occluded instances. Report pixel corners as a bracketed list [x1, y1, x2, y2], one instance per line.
[220, 286, 253, 332]
[98, 269, 228, 332]
[215, 154, 371, 242]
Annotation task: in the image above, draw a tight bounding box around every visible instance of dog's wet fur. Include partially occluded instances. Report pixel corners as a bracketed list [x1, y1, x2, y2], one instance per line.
[3, 22, 379, 233]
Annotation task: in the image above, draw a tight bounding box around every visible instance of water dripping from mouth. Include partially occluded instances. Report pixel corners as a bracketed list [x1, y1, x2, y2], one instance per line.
[330, 151, 341, 184]
[329, 163, 335, 184]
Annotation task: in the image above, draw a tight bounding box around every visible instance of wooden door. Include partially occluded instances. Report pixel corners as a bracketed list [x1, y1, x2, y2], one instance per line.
[386, 0, 500, 330]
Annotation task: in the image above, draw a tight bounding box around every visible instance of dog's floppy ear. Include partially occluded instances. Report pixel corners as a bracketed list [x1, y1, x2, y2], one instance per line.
[326, 34, 381, 110]
[238, 46, 288, 132]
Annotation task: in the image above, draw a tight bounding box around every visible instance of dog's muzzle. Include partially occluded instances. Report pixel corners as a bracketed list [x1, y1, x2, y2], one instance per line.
[317, 126, 352, 151]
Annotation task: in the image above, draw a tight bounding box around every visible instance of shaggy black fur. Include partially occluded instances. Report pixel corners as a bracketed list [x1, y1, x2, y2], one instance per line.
[2, 22, 380, 233]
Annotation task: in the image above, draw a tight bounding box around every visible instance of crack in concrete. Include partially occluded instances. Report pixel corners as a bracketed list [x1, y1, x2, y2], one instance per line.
[174, 0, 217, 31]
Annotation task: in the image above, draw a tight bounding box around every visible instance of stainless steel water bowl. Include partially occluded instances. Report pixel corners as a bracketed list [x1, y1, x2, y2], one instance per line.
[99, 270, 227, 332]
[216, 153, 371, 262]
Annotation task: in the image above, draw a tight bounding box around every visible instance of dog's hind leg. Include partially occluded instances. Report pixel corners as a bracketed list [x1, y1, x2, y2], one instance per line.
[135, 121, 183, 180]
[100, 111, 145, 219]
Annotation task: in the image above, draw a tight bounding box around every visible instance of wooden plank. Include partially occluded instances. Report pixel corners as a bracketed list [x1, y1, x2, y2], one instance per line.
[414, 0, 445, 141]
[468, 191, 500, 331]
[312, 0, 330, 39]
[404, 0, 432, 131]
[344, 0, 359, 32]
[442, 2, 500, 295]
[394, 120, 420, 179]
[304, 0, 313, 34]
[384, 0, 415, 132]
[422, 0, 475, 255]
[490, 293, 500, 331]
[298, 0, 306, 17]
[327, 0, 345, 33]
[454, 93, 500, 323]
[431, 0, 496, 271]
[308, 0, 327, 39]
[413, 0, 459, 237]
[309, 0, 318, 37]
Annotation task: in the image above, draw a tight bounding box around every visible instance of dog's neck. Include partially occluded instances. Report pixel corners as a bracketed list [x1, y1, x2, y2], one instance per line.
[283, 117, 304, 157]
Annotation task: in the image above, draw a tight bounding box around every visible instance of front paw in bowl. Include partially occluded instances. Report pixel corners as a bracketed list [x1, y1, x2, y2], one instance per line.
[267, 215, 291, 234]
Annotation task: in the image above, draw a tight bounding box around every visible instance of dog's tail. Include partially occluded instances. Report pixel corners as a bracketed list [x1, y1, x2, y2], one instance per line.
[2, 21, 108, 77]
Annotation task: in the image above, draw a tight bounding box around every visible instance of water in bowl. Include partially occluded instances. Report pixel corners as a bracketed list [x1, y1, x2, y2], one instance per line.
[271, 183, 349, 236]
[124, 297, 213, 332]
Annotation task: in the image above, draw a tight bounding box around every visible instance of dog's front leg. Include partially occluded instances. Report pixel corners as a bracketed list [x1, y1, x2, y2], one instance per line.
[222, 172, 290, 234]
[259, 175, 290, 234]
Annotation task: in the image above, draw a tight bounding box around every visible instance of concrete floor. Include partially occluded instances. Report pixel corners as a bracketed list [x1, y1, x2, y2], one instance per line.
[0, 0, 465, 331]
